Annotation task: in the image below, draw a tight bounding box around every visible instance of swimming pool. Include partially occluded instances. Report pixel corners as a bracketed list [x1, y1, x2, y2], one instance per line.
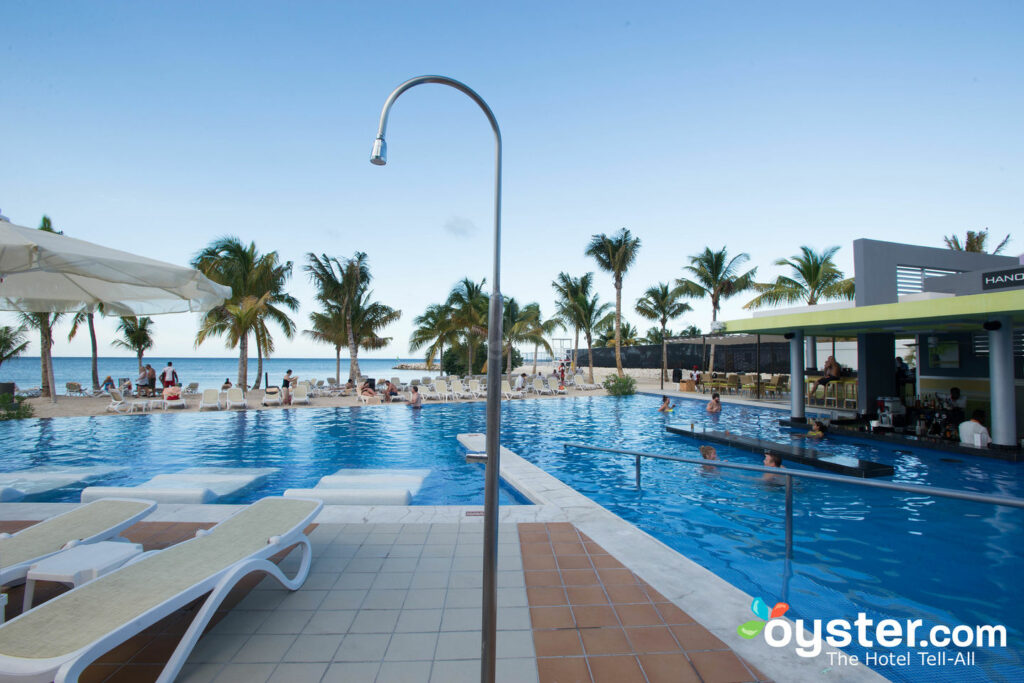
[494, 394, 1023, 683]
[0, 406, 527, 505]
[1, 395, 1020, 680]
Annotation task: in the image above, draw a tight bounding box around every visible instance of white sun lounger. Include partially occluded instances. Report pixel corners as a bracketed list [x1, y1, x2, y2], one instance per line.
[80, 467, 278, 504]
[0, 498, 156, 598]
[0, 466, 128, 503]
[283, 468, 430, 506]
[0, 496, 321, 683]
[261, 388, 282, 406]
[225, 387, 248, 409]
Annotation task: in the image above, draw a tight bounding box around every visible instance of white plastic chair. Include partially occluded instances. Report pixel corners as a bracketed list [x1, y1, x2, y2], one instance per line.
[198, 388, 222, 411]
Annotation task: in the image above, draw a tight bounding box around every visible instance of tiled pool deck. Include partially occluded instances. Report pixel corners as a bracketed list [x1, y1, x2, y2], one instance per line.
[0, 438, 885, 682]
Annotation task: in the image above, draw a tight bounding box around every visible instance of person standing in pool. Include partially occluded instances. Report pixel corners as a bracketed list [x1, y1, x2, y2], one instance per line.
[409, 385, 423, 408]
[657, 396, 673, 412]
[706, 392, 722, 413]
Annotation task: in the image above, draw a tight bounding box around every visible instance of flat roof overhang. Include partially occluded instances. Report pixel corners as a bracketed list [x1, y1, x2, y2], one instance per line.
[722, 290, 1024, 337]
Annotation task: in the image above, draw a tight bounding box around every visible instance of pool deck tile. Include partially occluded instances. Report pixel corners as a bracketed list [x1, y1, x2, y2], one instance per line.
[522, 522, 770, 683]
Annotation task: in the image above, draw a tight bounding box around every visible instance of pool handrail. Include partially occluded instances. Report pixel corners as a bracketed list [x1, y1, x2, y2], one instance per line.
[562, 442, 1024, 509]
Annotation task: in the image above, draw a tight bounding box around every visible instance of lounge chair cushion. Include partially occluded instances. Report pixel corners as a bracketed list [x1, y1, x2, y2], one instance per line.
[0, 498, 318, 660]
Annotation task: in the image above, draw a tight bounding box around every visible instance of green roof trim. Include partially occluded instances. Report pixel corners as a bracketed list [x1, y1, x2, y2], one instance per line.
[723, 290, 1024, 336]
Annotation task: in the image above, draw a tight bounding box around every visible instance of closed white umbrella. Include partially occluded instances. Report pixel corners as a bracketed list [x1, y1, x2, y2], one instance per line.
[0, 219, 232, 400]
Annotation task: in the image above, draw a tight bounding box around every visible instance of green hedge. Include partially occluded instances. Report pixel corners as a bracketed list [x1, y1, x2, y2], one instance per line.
[602, 374, 637, 396]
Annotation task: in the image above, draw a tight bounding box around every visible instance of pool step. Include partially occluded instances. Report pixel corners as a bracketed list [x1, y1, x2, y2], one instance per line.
[666, 426, 895, 478]
[456, 433, 516, 463]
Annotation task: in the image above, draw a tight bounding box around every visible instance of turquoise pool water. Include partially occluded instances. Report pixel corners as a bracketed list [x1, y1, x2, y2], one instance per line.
[0, 395, 1019, 680]
[0, 406, 527, 505]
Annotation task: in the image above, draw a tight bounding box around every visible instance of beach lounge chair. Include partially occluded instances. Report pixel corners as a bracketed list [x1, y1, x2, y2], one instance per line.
[433, 379, 452, 401]
[532, 378, 553, 395]
[548, 377, 567, 395]
[261, 387, 282, 406]
[65, 382, 90, 397]
[468, 379, 486, 398]
[0, 498, 156, 610]
[292, 383, 311, 405]
[225, 387, 248, 409]
[182, 382, 200, 396]
[574, 374, 599, 390]
[198, 388, 222, 411]
[450, 379, 474, 400]
[0, 497, 321, 683]
[105, 389, 129, 413]
[502, 380, 523, 399]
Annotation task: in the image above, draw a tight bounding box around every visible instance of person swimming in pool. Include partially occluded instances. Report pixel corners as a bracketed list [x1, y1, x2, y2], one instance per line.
[657, 396, 673, 413]
[792, 419, 827, 439]
[706, 393, 722, 413]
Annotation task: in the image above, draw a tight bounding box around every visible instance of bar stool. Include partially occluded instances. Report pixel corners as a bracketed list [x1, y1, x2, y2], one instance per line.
[843, 380, 858, 410]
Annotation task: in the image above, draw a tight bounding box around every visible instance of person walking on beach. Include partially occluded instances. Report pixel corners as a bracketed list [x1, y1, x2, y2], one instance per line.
[160, 362, 178, 389]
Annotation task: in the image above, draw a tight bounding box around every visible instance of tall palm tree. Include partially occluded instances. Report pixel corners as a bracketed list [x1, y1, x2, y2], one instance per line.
[349, 289, 402, 356]
[531, 308, 564, 375]
[636, 283, 693, 388]
[305, 307, 348, 382]
[0, 326, 29, 371]
[111, 316, 155, 373]
[194, 238, 297, 389]
[744, 246, 854, 309]
[598, 320, 639, 347]
[305, 252, 373, 381]
[576, 292, 615, 384]
[585, 228, 642, 377]
[943, 229, 1010, 254]
[501, 299, 554, 379]
[409, 303, 458, 370]
[676, 246, 757, 374]
[446, 278, 489, 374]
[552, 272, 593, 372]
[19, 216, 64, 397]
[68, 304, 105, 391]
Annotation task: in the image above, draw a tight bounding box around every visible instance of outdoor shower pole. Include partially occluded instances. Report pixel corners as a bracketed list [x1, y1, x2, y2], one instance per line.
[370, 76, 503, 683]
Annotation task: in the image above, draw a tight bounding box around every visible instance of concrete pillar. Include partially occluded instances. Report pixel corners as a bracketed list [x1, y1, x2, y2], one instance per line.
[987, 317, 1017, 447]
[857, 333, 896, 416]
[790, 331, 805, 422]
[805, 335, 817, 371]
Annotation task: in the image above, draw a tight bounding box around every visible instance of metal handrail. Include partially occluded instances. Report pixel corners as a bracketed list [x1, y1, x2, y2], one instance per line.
[564, 441, 1024, 603]
[562, 442, 1024, 509]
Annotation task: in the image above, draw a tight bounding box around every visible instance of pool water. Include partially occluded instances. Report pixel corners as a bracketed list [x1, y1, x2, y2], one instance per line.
[1, 395, 1020, 680]
[494, 394, 1023, 683]
[0, 406, 527, 505]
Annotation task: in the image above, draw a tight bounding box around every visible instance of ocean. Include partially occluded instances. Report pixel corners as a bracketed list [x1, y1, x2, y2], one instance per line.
[0, 356, 432, 391]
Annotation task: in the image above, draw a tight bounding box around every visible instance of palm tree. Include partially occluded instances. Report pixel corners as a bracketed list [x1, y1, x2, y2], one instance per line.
[636, 283, 693, 388]
[68, 304, 105, 391]
[305, 252, 373, 381]
[744, 246, 854, 309]
[598, 320, 639, 348]
[0, 326, 29, 371]
[943, 229, 1010, 254]
[19, 313, 62, 397]
[531, 308, 563, 375]
[576, 292, 615, 384]
[111, 316, 155, 372]
[409, 303, 457, 370]
[552, 272, 594, 372]
[585, 228, 642, 377]
[305, 307, 348, 383]
[446, 278, 489, 374]
[501, 299, 554, 379]
[676, 246, 757, 374]
[349, 289, 401, 356]
[194, 238, 298, 389]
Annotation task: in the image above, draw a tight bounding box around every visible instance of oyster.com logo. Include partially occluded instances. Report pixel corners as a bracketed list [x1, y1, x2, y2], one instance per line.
[737, 597, 789, 639]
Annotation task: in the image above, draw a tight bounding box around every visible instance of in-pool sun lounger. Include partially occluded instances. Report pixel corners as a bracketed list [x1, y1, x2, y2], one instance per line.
[0, 466, 128, 502]
[283, 468, 430, 505]
[0, 496, 322, 683]
[80, 467, 278, 504]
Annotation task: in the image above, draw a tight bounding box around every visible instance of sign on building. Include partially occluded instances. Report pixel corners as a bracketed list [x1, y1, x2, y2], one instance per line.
[981, 266, 1024, 291]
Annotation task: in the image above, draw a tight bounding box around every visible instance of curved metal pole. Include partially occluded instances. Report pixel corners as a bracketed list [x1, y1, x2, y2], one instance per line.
[371, 75, 503, 683]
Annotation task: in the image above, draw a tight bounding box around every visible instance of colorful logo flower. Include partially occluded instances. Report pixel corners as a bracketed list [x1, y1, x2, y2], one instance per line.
[737, 597, 789, 639]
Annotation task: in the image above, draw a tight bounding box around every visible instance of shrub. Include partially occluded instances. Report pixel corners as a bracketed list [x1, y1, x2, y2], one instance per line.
[0, 393, 33, 420]
[602, 374, 637, 396]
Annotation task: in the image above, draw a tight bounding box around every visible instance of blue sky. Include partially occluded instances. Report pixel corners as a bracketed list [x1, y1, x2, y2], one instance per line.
[1, 1, 1021, 359]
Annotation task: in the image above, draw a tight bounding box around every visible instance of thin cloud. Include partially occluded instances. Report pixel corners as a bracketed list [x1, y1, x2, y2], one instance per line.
[443, 216, 477, 238]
